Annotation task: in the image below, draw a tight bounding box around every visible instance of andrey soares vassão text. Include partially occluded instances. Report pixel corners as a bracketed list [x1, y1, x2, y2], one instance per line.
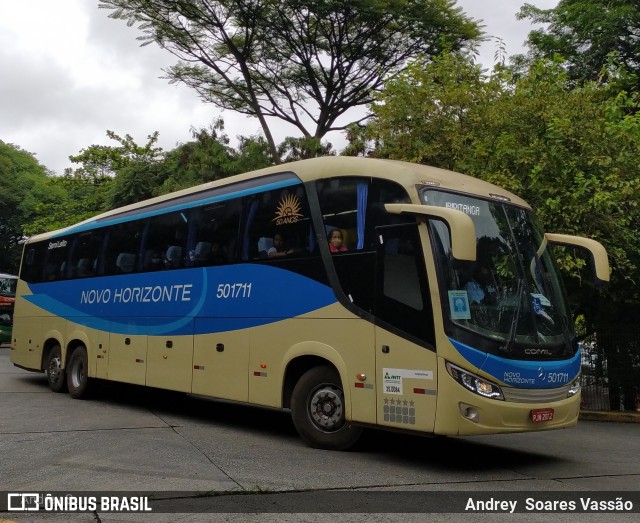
[465, 496, 634, 513]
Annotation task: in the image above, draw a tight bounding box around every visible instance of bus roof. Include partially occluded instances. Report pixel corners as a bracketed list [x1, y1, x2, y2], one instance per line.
[27, 157, 530, 242]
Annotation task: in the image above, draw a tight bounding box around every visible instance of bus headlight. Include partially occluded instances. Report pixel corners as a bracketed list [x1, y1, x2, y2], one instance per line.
[567, 378, 581, 397]
[446, 362, 504, 400]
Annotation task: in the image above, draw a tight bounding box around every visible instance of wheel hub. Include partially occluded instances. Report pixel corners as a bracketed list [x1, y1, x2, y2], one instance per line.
[309, 386, 344, 431]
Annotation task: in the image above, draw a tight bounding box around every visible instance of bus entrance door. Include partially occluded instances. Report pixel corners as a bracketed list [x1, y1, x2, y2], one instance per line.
[374, 224, 437, 434]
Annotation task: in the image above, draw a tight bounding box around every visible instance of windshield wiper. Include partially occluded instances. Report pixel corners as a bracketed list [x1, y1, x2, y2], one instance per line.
[501, 278, 525, 353]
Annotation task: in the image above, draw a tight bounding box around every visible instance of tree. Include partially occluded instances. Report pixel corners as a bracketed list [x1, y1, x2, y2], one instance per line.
[99, 0, 481, 162]
[0, 141, 56, 271]
[158, 119, 272, 193]
[24, 173, 111, 237]
[517, 0, 640, 88]
[68, 130, 165, 209]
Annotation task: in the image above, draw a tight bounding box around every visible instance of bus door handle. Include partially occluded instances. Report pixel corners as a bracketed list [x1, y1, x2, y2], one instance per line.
[381, 345, 390, 354]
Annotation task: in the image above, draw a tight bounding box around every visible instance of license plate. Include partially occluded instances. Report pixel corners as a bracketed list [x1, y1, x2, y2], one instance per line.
[530, 408, 554, 423]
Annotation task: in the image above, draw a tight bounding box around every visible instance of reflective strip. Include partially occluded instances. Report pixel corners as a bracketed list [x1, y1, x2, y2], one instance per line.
[413, 388, 436, 395]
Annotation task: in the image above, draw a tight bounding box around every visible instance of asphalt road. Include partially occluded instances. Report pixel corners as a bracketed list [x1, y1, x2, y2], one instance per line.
[1, 346, 639, 522]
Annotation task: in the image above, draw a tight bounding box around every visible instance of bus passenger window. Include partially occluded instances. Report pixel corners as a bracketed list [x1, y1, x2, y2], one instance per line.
[243, 187, 315, 261]
[188, 201, 240, 267]
[103, 222, 142, 276]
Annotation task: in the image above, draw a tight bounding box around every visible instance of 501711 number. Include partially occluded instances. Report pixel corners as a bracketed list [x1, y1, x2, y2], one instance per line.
[216, 283, 252, 299]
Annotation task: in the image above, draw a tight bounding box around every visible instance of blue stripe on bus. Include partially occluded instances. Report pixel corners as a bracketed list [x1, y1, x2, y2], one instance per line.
[24, 264, 336, 335]
[449, 337, 580, 389]
[53, 178, 302, 237]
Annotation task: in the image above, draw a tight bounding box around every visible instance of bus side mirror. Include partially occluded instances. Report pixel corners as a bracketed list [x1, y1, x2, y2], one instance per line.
[545, 233, 610, 286]
[384, 203, 476, 261]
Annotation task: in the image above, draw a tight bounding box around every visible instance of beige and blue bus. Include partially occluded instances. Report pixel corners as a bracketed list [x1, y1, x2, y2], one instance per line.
[10, 157, 609, 450]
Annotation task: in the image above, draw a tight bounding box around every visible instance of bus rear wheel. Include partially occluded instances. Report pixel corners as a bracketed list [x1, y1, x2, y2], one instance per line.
[67, 346, 90, 399]
[45, 344, 66, 393]
[291, 366, 362, 451]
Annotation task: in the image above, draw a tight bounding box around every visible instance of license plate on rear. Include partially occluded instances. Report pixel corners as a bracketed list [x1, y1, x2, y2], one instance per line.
[531, 408, 554, 423]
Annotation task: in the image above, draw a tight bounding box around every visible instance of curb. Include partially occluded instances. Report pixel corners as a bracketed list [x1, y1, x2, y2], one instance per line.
[579, 410, 640, 423]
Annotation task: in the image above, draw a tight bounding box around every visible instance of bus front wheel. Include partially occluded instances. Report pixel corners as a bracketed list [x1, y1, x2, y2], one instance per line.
[45, 344, 66, 393]
[291, 366, 362, 451]
[67, 346, 90, 399]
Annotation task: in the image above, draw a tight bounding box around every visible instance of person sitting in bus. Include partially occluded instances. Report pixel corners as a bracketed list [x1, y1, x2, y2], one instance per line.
[268, 233, 295, 258]
[464, 265, 497, 304]
[328, 229, 347, 253]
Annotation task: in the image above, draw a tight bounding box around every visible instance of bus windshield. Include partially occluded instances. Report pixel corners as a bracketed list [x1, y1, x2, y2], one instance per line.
[423, 190, 572, 358]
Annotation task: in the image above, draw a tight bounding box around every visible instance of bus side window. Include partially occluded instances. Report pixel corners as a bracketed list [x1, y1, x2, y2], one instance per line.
[243, 187, 314, 260]
[103, 222, 142, 276]
[21, 245, 45, 283]
[69, 231, 103, 279]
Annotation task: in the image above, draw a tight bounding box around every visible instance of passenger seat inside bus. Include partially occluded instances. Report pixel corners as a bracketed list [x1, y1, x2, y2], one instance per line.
[115, 253, 136, 273]
[76, 258, 93, 278]
[165, 245, 183, 269]
[193, 242, 211, 264]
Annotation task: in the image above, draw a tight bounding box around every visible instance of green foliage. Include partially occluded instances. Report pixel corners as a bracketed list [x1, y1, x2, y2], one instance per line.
[366, 53, 505, 172]
[0, 141, 53, 271]
[517, 0, 640, 89]
[68, 130, 164, 209]
[69, 130, 164, 180]
[158, 120, 273, 194]
[99, 0, 481, 162]
[278, 136, 334, 163]
[24, 172, 111, 236]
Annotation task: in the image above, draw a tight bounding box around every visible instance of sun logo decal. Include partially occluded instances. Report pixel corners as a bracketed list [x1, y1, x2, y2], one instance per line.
[273, 193, 304, 225]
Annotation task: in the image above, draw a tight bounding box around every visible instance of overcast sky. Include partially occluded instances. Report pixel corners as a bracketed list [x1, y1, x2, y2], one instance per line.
[0, 1, 559, 175]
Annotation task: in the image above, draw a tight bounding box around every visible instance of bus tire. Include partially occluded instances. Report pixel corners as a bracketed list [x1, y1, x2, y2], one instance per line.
[67, 346, 90, 399]
[291, 366, 362, 451]
[45, 344, 66, 393]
